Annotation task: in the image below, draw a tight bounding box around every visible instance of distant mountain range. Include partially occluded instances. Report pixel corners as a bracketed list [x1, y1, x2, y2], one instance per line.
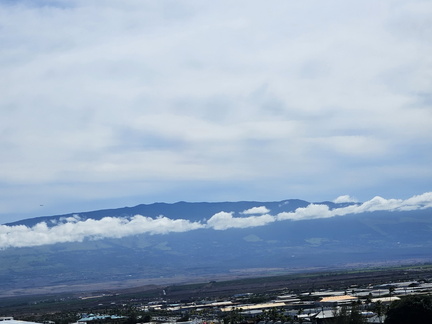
[6, 199, 314, 226]
[1, 197, 432, 297]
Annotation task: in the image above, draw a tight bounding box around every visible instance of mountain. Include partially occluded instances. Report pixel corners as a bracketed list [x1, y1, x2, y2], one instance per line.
[1, 198, 432, 297]
[5, 199, 315, 226]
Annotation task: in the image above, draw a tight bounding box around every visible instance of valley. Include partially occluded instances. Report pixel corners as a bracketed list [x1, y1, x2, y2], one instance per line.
[1, 264, 432, 320]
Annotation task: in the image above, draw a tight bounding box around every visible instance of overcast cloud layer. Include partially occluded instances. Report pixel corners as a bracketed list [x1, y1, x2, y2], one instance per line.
[1, 192, 431, 249]
[1, 1, 432, 223]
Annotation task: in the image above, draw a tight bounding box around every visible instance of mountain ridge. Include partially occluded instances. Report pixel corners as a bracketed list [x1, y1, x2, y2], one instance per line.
[4, 199, 317, 226]
[1, 197, 431, 297]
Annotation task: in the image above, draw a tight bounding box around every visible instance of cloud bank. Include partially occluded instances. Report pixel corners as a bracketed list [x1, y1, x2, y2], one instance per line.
[1, 192, 431, 249]
[0, 215, 204, 249]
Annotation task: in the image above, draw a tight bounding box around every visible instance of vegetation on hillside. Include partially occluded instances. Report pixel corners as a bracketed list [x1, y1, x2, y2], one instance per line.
[384, 295, 432, 324]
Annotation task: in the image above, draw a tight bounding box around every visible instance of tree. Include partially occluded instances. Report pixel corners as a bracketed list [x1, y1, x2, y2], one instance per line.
[333, 305, 366, 324]
[333, 306, 349, 324]
[387, 286, 395, 298]
[349, 303, 366, 324]
[373, 300, 385, 323]
[365, 293, 373, 305]
[384, 295, 432, 324]
[296, 307, 304, 324]
[223, 307, 244, 324]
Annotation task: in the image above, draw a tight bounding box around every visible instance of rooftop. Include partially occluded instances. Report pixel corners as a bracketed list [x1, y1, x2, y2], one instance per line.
[320, 295, 358, 303]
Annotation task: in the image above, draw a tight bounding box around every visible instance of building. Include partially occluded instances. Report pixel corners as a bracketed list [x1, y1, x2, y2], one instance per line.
[0, 318, 42, 324]
[319, 295, 358, 306]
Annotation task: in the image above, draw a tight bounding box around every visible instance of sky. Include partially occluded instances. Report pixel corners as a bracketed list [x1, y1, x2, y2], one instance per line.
[1, 0, 432, 224]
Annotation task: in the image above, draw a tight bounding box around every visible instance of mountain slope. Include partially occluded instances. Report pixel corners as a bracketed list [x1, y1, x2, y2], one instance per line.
[1, 199, 431, 296]
[5, 199, 314, 226]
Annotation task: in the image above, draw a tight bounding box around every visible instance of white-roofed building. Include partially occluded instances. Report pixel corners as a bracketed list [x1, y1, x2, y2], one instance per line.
[0, 318, 42, 324]
[319, 295, 358, 306]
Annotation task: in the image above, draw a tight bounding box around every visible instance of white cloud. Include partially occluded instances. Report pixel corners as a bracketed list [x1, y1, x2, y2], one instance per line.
[278, 192, 432, 221]
[206, 211, 275, 230]
[0, 215, 204, 249]
[403, 192, 432, 209]
[1, 192, 431, 249]
[241, 206, 270, 215]
[277, 204, 333, 221]
[0, 1, 432, 219]
[333, 195, 358, 203]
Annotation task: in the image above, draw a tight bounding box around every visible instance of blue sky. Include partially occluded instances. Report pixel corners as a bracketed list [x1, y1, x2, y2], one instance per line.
[1, 0, 431, 223]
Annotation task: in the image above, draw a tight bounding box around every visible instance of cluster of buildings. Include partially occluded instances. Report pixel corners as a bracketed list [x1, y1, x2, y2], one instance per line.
[138, 279, 432, 323]
[3, 278, 432, 324]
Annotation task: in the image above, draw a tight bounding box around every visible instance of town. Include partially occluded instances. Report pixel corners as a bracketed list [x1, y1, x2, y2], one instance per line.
[2, 266, 432, 324]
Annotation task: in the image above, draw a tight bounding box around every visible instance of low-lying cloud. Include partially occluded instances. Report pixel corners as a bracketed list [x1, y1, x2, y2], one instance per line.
[277, 192, 432, 221]
[207, 211, 275, 230]
[1, 192, 431, 249]
[241, 206, 271, 215]
[0, 216, 204, 249]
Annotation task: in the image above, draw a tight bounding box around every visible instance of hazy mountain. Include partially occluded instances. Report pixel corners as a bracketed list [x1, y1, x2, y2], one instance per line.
[5, 199, 315, 226]
[1, 198, 431, 296]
